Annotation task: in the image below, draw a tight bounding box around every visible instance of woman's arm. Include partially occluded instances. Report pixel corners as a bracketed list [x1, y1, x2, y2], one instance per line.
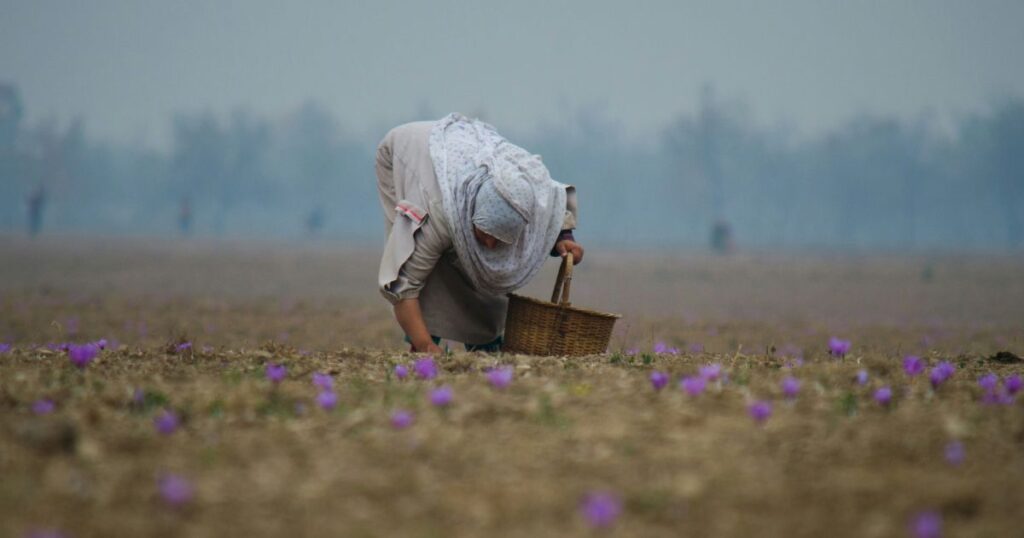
[394, 298, 443, 353]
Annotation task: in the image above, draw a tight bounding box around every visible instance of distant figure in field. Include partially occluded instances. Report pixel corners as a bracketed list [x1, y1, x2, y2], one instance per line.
[178, 195, 193, 236]
[710, 219, 735, 254]
[26, 184, 46, 237]
[305, 206, 325, 237]
[376, 113, 583, 353]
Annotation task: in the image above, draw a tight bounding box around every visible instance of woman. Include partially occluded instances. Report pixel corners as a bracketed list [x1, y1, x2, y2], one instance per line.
[376, 113, 583, 353]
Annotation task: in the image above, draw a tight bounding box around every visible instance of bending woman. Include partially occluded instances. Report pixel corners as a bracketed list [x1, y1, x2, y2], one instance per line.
[376, 113, 583, 353]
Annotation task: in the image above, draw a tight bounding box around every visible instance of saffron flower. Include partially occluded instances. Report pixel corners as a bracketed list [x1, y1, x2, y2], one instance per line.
[1005, 374, 1022, 395]
[679, 375, 706, 397]
[414, 357, 438, 380]
[175, 342, 192, 353]
[828, 337, 851, 357]
[874, 386, 893, 406]
[579, 491, 622, 529]
[856, 369, 869, 385]
[94, 338, 108, 350]
[158, 473, 194, 507]
[312, 372, 333, 391]
[909, 510, 942, 538]
[394, 364, 409, 380]
[929, 361, 955, 389]
[944, 441, 965, 466]
[265, 363, 286, 384]
[653, 341, 668, 354]
[980, 387, 1014, 406]
[977, 373, 999, 392]
[316, 391, 338, 410]
[487, 366, 514, 389]
[390, 410, 414, 429]
[154, 409, 180, 435]
[698, 363, 722, 381]
[0, 343, 10, 354]
[903, 355, 925, 377]
[32, 398, 55, 415]
[781, 376, 801, 399]
[748, 401, 772, 424]
[430, 386, 454, 407]
[649, 371, 669, 391]
[67, 343, 99, 369]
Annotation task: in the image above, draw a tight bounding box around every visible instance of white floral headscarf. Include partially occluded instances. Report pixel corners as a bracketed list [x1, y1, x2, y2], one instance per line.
[429, 113, 567, 295]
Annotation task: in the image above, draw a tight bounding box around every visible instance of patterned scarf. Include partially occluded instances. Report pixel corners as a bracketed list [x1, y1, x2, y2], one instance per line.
[428, 113, 567, 296]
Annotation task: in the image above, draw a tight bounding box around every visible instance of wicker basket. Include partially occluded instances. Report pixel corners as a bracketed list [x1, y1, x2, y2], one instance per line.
[504, 253, 621, 356]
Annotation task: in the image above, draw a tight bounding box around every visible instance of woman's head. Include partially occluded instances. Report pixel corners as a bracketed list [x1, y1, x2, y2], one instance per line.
[471, 178, 529, 247]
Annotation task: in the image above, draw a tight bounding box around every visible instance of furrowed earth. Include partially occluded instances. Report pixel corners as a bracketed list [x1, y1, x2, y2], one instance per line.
[2, 235, 1023, 537]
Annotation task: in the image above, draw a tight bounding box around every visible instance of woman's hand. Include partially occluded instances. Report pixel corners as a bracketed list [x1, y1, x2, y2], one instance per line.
[554, 239, 584, 264]
[394, 298, 443, 354]
[420, 342, 444, 354]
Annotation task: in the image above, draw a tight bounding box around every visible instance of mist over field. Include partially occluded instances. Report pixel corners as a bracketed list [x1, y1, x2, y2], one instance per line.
[4, 5, 1024, 536]
[2, 1, 1023, 250]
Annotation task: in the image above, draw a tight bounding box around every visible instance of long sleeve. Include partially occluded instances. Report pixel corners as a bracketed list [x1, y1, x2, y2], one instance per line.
[379, 213, 453, 304]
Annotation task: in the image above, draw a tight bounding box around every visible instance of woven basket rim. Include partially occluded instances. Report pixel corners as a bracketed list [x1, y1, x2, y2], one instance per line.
[506, 293, 622, 320]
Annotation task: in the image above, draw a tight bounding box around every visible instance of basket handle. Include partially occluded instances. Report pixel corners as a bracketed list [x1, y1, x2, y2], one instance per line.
[550, 252, 573, 306]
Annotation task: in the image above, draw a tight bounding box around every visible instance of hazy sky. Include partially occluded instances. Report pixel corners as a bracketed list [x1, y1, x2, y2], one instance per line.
[2, 0, 1023, 148]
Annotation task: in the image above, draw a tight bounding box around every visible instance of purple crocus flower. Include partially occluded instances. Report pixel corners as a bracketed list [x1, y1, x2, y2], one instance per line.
[430, 386, 454, 407]
[748, 401, 772, 424]
[154, 409, 180, 435]
[175, 342, 192, 353]
[390, 409, 414, 429]
[32, 398, 55, 415]
[487, 366, 514, 389]
[828, 337, 851, 358]
[874, 386, 893, 406]
[1005, 374, 1022, 395]
[944, 441, 965, 466]
[0, 343, 12, 354]
[698, 363, 722, 381]
[312, 372, 333, 391]
[977, 373, 999, 391]
[67, 343, 99, 369]
[158, 473, 194, 507]
[929, 361, 956, 389]
[909, 510, 942, 538]
[679, 375, 706, 397]
[265, 363, 286, 384]
[980, 387, 1015, 406]
[579, 491, 622, 529]
[316, 391, 338, 410]
[394, 364, 409, 380]
[903, 355, 925, 377]
[649, 371, 669, 391]
[653, 341, 668, 354]
[781, 376, 801, 399]
[94, 338, 108, 350]
[856, 369, 869, 385]
[414, 357, 438, 380]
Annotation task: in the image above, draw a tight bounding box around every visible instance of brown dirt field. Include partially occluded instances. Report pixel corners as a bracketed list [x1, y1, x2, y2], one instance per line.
[1, 234, 1023, 537]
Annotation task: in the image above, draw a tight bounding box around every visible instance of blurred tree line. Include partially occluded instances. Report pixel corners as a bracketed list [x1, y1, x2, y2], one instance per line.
[1, 82, 1022, 250]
